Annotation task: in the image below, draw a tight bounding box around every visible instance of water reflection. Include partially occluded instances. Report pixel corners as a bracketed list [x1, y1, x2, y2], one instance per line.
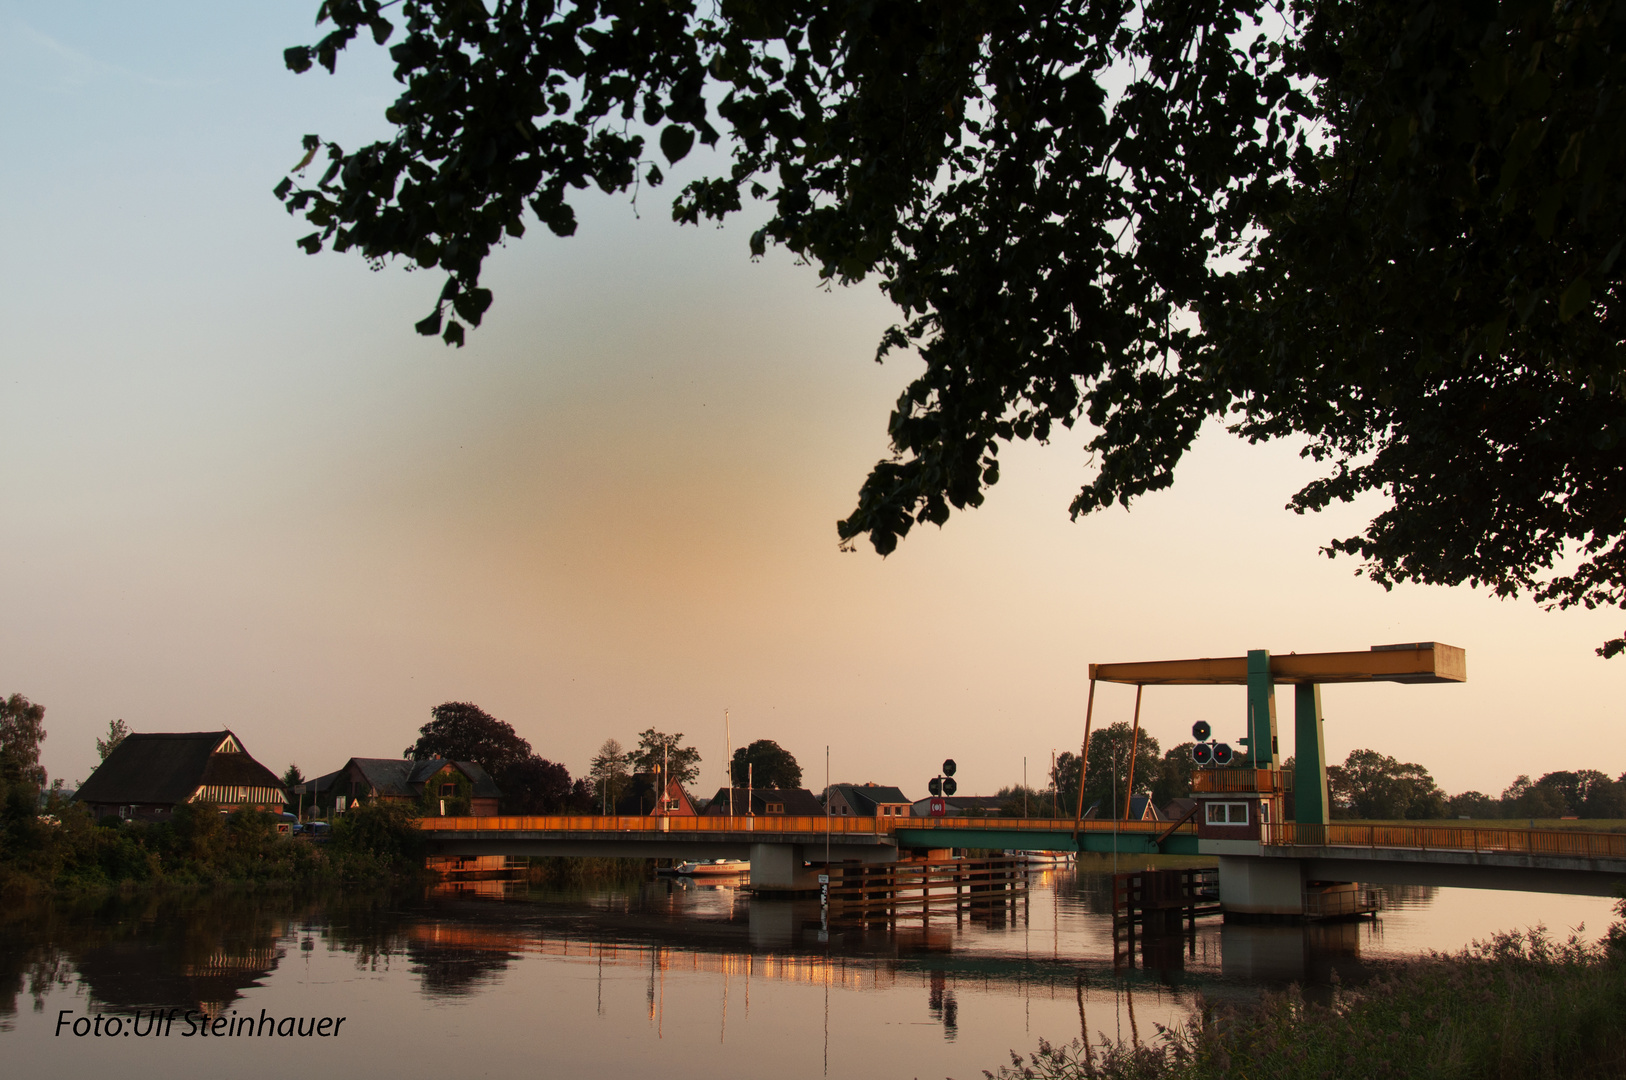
[0, 893, 289, 1023]
[0, 864, 1616, 1080]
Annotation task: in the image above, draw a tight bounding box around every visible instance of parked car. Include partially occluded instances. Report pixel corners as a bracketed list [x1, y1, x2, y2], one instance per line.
[303, 820, 331, 840]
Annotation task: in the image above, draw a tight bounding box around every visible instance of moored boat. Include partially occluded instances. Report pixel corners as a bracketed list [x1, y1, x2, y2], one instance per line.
[676, 858, 750, 876]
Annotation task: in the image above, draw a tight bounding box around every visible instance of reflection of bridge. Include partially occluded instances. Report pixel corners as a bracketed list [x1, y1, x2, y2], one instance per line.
[419, 814, 1626, 898]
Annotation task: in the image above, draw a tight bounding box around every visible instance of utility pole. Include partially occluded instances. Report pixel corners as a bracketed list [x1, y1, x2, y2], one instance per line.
[726, 709, 733, 817]
[825, 746, 831, 868]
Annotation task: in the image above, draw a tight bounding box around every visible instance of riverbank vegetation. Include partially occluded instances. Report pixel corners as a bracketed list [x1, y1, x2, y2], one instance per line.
[0, 791, 429, 898]
[991, 914, 1626, 1080]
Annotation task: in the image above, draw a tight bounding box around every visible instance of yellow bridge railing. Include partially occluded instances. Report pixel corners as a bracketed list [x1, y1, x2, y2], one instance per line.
[1266, 822, 1626, 859]
[414, 814, 1626, 860]
[416, 814, 1190, 836]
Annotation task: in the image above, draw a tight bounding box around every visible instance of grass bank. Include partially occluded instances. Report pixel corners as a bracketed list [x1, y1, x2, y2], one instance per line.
[990, 917, 1626, 1080]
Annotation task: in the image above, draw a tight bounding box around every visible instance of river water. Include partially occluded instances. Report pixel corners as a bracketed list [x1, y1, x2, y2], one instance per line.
[2, 856, 1615, 1080]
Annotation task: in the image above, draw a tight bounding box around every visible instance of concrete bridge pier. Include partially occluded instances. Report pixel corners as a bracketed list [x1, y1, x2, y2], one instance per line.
[1218, 855, 1305, 918]
[749, 843, 820, 892]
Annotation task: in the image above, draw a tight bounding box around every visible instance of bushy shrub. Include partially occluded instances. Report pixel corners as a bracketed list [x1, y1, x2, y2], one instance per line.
[990, 925, 1626, 1080]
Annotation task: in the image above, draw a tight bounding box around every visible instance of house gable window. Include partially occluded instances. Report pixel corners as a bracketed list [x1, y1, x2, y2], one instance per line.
[765, 802, 785, 814]
[1205, 801, 1249, 825]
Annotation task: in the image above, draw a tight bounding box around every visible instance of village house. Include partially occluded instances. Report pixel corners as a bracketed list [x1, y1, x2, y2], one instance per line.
[74, 730, 287, 821]
[1080, 794, 1163, 821]
[908, 794, 1009, 817]
[701, 786, 826, 817]
[826, 783, 913, 819]
[321, 757, 502, 816]
[614, 773, 699, 815]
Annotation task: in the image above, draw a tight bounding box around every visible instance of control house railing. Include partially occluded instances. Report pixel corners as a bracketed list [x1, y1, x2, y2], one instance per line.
[1191, 768, 1292, 794]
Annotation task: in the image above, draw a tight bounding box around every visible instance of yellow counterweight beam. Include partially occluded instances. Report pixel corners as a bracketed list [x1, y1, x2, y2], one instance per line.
[1088, 642, 1466, 686]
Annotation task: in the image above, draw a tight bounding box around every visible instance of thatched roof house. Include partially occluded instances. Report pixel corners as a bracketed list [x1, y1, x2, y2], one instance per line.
[75, 730, 286, 821]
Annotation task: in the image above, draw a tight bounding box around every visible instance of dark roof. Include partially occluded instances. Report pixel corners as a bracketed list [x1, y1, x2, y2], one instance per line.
[306, 769, 344, 795]
[344, 757, 502, 800]
[75, 731, 283, 806]
[1162, 798, 1198, 821]
[946, 795, 1005, 811]
[702, 787, 826, 816]
[831, 784, 912, 813]
[347, 758, 417, 797]
[1083, 794, 1162, 821]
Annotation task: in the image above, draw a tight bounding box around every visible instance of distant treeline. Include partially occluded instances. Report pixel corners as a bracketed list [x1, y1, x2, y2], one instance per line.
[997, 723, 1626, 822]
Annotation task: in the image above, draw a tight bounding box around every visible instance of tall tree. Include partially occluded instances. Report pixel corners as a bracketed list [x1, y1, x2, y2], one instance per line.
[279, 0, 1626, 657]
[405, 702, 533, 776]
[1050, 751, 1082, 820]
[0, 694, 47, 788]
[730, 740, 801, 789]
[1532, 769, 1614, 817]
[1081, 723, 1162, 819]
[1333, 749, 1446, 820]
[588, 738, 631, 813]
[1501, 774, 1568, 819]
[630, 729, 702, 788]
[1151, 743, 1195, 807]
[498, 755, 576, 813]
[96, 718, 130, 762]
[1446, 791, 1502, 820]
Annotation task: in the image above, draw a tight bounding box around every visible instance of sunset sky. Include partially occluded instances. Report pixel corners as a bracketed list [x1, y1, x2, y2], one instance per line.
[4, 2, 1621, 803]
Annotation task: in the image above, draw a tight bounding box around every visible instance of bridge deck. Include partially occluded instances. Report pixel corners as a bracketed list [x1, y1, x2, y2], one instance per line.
[1265, 822, 1626, 860]
[416, 814, 1183, 843]
[415, 815, 1625, 865]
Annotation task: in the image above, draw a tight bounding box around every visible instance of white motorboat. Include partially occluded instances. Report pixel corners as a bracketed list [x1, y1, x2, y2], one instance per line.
[675, 859, 750, 876]
[1005, 850, 1074, 867]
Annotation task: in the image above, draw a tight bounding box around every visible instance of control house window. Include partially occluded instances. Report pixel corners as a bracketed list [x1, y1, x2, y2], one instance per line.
[1205, 802, 1249, 825]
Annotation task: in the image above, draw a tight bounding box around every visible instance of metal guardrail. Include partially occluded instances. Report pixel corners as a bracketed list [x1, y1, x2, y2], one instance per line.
[1266, 822, 1626, 859]
[416, 814, 1196, 836]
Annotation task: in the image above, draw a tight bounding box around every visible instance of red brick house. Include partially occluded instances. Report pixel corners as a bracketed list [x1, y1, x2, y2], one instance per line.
[614, 773, 699, 815]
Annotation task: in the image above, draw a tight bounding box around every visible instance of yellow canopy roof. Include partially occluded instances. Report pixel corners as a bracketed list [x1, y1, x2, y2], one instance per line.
[1088, 643, 1466, 686]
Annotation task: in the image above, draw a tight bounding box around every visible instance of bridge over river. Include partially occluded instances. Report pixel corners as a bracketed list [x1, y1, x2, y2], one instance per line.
[424, 640, 1625, 916]
[419, 813, 1626, 904]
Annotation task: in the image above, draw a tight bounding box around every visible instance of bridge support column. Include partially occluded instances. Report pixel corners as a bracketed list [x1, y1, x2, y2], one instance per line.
[749, 843, 817, 893]
[1293, 683, 1329, 825]
[1218, 855, 1303, 918]
[1245, 650, 1280, 768]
